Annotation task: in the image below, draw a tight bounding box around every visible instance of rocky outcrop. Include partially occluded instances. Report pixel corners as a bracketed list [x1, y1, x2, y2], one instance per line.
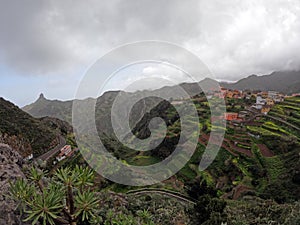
[0, 133, 32, 157]
[0, 143, 26, 225]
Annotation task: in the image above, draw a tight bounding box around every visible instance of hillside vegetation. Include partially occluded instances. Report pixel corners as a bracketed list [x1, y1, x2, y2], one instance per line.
[0, 97, 65, 157]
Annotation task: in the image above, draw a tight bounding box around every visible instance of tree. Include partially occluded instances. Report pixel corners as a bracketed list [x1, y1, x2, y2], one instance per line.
[10, 166, 99, 225]
[186, 178, 227, 224]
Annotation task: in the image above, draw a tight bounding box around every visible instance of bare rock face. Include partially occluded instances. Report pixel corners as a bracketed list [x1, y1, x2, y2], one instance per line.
[0, 143, 26, 225]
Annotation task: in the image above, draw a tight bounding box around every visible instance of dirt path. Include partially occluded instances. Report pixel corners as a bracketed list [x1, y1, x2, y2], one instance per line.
[257, 144, 274, 157]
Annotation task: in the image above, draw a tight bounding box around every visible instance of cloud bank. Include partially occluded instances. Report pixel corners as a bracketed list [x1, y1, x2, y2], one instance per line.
[0, 0, 300, 81]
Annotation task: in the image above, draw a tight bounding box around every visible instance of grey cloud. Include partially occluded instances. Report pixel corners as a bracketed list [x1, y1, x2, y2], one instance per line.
[0, 0, 300, 80]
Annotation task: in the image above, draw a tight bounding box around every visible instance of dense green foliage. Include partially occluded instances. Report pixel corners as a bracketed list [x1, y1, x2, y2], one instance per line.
[0, 97, 57, 156]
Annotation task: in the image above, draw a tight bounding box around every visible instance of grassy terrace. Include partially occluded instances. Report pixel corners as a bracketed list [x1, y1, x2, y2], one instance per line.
[246, 125, 281, 137]
[64, 96, 300, 203]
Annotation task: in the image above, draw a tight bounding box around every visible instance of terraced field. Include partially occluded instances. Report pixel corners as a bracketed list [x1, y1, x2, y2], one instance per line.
[93, 96, 300, 202]
[269, 97, 300, 129]
[175, 96, 300, 201]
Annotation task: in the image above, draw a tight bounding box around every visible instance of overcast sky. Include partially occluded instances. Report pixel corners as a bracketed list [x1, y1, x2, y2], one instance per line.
[1, 0, 300, 106]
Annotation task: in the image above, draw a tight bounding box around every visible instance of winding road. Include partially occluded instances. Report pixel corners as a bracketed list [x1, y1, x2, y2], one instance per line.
[37, 136, 66, 161]
[127, 188, 196, 205]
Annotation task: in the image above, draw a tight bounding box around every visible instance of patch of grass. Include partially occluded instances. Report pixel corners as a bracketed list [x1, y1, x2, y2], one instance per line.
[281, 105, 300, 111]
[264, 156, 285, 182]
[246, 126, 281, 138]
[178, 164, 197, 181]
[262, 121, 289, 135]
[129, 155, 160, 166]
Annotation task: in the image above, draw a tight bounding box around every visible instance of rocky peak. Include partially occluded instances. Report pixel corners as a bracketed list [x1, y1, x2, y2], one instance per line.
[38, 93, 46, 101]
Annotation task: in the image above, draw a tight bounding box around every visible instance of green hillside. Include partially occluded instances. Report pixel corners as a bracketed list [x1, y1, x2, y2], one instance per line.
[57, 94, 300, 204]
[0, 97, 65, 157]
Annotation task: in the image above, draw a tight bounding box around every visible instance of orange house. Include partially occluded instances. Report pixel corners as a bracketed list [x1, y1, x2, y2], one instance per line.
[226, 91, 234, 98]
[261, 106, 271, 114]
[224, 113, 238, 121]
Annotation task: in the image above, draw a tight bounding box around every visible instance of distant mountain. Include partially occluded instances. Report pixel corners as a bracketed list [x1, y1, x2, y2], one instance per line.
[22, 71, 300, 126]
[220, 70, 300, 93]
[23, 93, 73, 123]
[22, 78, 218, 124]
[0, 97, 69, 157]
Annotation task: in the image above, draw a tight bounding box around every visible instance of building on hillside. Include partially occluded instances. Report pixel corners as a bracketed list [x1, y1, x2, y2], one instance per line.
[268, 91, 284, 102]
[24, 153, 33, 161]
[171, 100, 184, 105]
[211, 115, 224, 122]
[56, 145, 72, 162]
[226, 91, 234, 98]
[252, 104, 263, 110]
[220, 87, 227, 96]
[245, 94, 251, 100]
[206, 95, 213, 99]
[260, 92, 268, 98]
[224, 112, 238, 121]
[292, 93, 300, 97]
[268, 91, 279, 99]
[56, 152, 66, 162]
[266, 98, 274, 105]
[214, 88, 226, 98]
[261, 105, 271, 115]
[238, 111, 249, 120]
[256, 95, 266, 105]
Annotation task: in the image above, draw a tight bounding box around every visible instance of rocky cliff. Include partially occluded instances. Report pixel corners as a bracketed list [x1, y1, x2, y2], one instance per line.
[0, 143, 27, 225]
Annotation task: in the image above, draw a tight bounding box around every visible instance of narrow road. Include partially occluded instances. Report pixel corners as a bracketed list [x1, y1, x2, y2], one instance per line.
[37, 136, 66, 161]
[127, 188, 196, 205]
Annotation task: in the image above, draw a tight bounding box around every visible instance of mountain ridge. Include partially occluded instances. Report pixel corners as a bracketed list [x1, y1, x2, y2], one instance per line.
[220, 70, 300, 93]
[22, 70, 300, 124]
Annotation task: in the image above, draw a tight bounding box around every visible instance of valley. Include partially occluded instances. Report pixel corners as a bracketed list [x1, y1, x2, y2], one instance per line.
[1, 74, 300, 224]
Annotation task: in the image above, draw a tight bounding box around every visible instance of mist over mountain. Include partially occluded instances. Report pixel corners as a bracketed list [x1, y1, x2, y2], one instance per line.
[220, 70, 300, 93]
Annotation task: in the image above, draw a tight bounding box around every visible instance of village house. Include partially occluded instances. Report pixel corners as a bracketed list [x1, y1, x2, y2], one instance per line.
[56, 145, 72, 162]
[238, 111, 249, 120]
[261, 105, 271, 114]
[268, 91, 284, 102]
[24, 153, 33, 161]
[266, 98, 274, 106]
[252, 104, 263, 110]
[292, 93, 300, 97]
[224, 112, 239, 121]
[260, 92, 268, 98]
[226, 90, 234, 98]
[256, 95, 266, 105]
